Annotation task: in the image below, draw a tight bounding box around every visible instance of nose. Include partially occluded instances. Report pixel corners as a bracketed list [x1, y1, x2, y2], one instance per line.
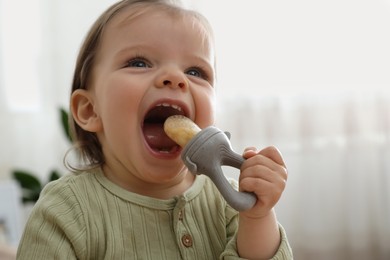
[155, 69, 188, 90]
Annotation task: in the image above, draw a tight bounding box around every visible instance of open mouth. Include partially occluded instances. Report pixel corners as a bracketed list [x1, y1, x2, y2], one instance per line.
[142, 103, 186, 154]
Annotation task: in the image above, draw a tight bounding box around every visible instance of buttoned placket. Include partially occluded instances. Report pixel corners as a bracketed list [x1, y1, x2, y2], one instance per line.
[173, 196, 194, 254]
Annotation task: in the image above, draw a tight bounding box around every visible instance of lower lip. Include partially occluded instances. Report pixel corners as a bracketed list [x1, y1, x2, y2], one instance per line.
[142, 136, 182, 159]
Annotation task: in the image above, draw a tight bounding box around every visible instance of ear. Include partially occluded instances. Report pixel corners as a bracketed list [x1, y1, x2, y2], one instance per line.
[71, 89, 102, 132]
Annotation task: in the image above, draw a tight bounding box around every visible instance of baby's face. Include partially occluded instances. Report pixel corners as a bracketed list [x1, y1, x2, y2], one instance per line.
[88, 7, 216, 188]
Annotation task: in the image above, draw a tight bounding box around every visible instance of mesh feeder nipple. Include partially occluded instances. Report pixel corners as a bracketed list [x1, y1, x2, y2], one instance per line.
[163, 115, 201, 147]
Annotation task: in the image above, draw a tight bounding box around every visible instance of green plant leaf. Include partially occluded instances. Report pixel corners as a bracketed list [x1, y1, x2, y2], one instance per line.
[22, 190, 41, 204]
[12, 170, 43, 203]
[12, 170, 42, 191]
[60, 107, 73, 143]
[48, 169, 61, 182]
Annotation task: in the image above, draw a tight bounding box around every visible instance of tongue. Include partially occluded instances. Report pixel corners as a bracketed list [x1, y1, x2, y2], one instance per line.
[143, 123, 178, 149]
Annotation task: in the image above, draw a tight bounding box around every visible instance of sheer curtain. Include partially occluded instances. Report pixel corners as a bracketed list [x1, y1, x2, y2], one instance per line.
[216, 93, 390, 259]
[1, 0, 389, 259]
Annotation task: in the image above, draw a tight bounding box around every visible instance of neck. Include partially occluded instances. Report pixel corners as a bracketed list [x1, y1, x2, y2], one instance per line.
[102, 165, 195, 199]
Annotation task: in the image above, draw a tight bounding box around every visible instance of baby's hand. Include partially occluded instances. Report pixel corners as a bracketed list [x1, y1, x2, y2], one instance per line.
[239, 146, 288, 219]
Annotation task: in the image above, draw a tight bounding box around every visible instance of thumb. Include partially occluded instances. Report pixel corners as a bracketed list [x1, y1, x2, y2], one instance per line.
[242, 146, 258, 159]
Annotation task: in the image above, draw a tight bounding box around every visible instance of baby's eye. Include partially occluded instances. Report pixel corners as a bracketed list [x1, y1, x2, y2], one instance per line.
[185, 67, 209, 80]
[125, 57, 151, 68]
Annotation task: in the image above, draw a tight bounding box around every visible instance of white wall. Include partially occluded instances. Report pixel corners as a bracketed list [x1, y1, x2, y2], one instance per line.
[1, 0, 389, 180]
[1, 1, 390, 258]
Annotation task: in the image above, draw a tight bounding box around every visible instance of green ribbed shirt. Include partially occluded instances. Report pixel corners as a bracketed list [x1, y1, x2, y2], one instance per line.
[17, 169, 292, 259]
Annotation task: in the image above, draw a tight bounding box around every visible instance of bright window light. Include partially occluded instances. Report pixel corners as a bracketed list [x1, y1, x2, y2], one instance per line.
[0, 0, 42, 112]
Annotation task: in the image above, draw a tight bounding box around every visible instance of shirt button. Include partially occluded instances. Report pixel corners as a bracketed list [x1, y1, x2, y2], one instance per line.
[181, 234, 193, 247]
[178, 210, 183, 221]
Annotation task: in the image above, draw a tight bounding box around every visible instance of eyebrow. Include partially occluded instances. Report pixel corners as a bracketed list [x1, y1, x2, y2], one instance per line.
[114, 46, 145, 58]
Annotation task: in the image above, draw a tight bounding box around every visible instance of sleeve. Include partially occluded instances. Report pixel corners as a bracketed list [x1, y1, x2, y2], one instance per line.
[220, 178, 294, 260]
[219, 203, 242, 260]
[16, 179, 88, 260]
[270, 225, 294, 260]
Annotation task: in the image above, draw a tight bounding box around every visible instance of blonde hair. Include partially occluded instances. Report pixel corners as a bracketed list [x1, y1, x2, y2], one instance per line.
[68, 0, 214, 170]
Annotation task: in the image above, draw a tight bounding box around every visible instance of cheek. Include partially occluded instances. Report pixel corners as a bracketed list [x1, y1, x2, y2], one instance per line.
[98, 84, 141, 129]
[194, 88, 216, 128]
[97, 86, 142, 154]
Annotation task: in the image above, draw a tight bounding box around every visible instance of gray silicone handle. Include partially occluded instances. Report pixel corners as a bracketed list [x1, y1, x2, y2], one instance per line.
[181, 126, 257, 211]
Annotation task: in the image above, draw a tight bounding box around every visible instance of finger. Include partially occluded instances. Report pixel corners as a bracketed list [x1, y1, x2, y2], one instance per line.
[240, 163, 287, 184]
[240, 165, 273, 183]
[242, 153, 287, 176]
[240, 176, 285, 204]
[258, 146, 286, 168]
[242, 147, 257, 159]
[244, 147, 257, 152]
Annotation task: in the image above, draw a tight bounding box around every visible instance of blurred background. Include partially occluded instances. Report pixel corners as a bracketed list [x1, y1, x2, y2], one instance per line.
[0, 0, 389, 259]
